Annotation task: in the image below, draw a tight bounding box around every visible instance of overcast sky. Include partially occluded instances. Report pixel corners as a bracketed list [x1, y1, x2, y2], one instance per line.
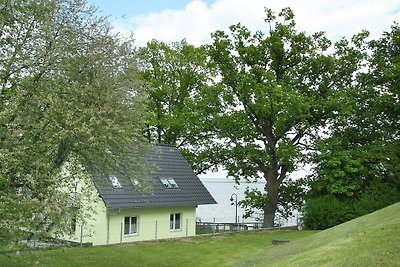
[88, 0, 400, 47]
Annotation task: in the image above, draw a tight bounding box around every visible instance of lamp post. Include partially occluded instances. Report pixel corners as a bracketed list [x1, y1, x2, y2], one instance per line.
[230, 193, 238, 225]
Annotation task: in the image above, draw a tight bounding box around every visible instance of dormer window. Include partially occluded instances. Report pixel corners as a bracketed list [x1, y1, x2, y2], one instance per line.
[109, 175, 122, 188]
[159, 177, 179, 188]
[73, 177, 79, 193]
[131, 178, 140, 187]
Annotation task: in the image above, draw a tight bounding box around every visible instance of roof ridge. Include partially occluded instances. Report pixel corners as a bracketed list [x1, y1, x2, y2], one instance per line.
[154, 144, 177, 148]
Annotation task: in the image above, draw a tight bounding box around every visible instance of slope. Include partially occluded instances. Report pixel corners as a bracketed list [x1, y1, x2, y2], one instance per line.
[236, 202, 400, 267]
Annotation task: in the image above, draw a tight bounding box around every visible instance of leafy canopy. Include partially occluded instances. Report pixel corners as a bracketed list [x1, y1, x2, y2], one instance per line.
[202, 7, 349, 227]
[0, 0, 146, 239]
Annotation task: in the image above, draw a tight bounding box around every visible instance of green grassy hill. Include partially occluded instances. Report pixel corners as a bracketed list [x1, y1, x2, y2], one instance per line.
[1, 230, 315, 267]
[238, 202, 400, 267]
[1, 203, 399, 266]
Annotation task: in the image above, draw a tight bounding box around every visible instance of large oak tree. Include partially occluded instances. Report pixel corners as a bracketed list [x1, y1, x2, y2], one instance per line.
[202, 8, 355, 227]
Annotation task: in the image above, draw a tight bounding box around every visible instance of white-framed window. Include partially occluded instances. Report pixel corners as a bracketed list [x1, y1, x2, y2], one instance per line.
[124, 216, 138, 235]
[170, 213, 181, 230]
[159, 177, 179, 188]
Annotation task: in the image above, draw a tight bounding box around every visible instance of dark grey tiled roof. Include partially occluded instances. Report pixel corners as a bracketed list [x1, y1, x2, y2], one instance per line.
[93, 145, 217, 209]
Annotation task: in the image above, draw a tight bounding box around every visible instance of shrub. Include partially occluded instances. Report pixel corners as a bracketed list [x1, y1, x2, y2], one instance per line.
[303, 181, 400, 230]
[302, 195, 358, 230]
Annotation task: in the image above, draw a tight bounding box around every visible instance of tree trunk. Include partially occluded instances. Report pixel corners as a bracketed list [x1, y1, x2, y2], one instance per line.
[263, 201, 277, 228]
[263, 172, 279, 228]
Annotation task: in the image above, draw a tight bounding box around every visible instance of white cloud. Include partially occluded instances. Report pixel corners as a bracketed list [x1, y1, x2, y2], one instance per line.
[131, 0, 214, 46]
[115, 0, 399, 47]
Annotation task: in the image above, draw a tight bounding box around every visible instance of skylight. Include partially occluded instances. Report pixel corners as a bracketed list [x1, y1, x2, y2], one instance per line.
[131, 178, 140, 187]
[109, 175, 122, 188]
[159, 177, 179, 188]
[72, 177, 79, 193]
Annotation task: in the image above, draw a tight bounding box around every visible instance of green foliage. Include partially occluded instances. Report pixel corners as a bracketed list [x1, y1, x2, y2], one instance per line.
[356, 179, 400, 213]
[0, 0, 146, 239]
[137, 39, 214, 173]
[302, 195, 358, 230]
[303, 180, 400, 230]
[202, 8, 346, 227]
[305, 138, 400, 229]
[240, 178, 306, 221]
[305, 23, 400, 229]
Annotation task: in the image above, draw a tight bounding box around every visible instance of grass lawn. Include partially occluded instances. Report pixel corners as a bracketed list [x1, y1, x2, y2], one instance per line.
[2, 202, 399, 266]
[0, 230, 315, 267]
[238, 202, 400, 267]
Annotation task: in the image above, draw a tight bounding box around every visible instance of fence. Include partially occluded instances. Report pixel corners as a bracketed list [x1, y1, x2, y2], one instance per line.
[195, 214, 303, 235]
[196, 221, 263, 234]
[0, 217, 197, 253]
[0, 214, 303, 254]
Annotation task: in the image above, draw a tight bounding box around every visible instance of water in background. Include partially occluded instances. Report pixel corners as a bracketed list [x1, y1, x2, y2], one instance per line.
[196, 178, 299, 226]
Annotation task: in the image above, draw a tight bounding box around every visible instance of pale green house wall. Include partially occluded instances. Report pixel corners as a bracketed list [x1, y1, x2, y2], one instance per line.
[63, 180, 197, 246]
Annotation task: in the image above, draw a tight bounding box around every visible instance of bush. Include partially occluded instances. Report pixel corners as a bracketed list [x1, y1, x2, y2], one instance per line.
[303, 181, 400, 230]
[302, 195, 358, 230]
[355, 180, 400, 215]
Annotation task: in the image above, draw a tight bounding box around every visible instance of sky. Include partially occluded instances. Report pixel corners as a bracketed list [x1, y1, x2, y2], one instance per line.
[86, 0, 399, 179]
[88, 0, 400, 47]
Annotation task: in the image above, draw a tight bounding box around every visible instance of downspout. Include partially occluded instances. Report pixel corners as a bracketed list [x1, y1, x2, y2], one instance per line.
[106, 208, 120, 245]
[106, 212, 110, 245]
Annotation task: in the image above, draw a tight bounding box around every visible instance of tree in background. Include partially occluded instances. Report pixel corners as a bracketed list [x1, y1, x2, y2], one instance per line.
[303, 24, 400, 229]
[137, 39, 217, 173]
[0, 0, 146, 239]
[200, 8, 358, 227]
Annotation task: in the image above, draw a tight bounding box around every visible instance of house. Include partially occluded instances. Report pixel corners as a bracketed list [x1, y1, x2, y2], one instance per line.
[64, 145, 216, 246]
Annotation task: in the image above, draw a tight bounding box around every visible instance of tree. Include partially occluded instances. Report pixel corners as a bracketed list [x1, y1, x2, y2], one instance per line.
[0, 0, 146, 239]
[367, 23, 400, 189]
[303, 24, 400, 229]
[137, 39, 215, 172]
[202, 8, 354, 227]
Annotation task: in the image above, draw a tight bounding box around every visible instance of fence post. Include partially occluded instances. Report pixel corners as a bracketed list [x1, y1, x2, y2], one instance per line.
[213, 218, 216, 235]
[155, 220, 158, 241]
[33, 230, 36, 249]
[186, 219, 188, 237]
[80, 224, 83, 247]
[120, 222, 123, 244]
[106, 214, 110, 245]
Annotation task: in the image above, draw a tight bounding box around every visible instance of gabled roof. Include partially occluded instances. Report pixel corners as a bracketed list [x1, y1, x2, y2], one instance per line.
[93, 145, 217, 209]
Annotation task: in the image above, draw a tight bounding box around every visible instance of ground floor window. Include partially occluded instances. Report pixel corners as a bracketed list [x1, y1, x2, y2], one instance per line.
[124, 216, 138, 235]
[170, 213, 181, 230]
